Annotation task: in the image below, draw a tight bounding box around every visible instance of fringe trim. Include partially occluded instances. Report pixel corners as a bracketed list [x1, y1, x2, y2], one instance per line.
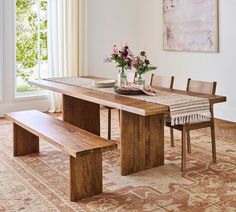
[171, 112, 211, 126]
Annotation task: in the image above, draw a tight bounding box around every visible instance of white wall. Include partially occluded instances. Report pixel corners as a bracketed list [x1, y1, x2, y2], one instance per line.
[87, 0, 236, 122]
[87, 0, 141, 79]
[136, 0, 236, 122]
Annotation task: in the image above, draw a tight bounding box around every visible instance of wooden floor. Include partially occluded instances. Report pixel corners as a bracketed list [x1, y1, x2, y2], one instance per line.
[214, 118, 236, 141]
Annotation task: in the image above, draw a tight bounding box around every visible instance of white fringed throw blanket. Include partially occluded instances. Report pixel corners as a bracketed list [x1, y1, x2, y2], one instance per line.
[45, 77, 211, 125]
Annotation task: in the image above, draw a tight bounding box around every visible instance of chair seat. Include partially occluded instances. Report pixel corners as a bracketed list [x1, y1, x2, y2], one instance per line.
[166, 119, 213, 131]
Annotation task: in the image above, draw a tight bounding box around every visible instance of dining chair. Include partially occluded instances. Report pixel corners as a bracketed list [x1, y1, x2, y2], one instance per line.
[105, 71, 136, 140]
[166, 78, 217, 171]
[150, 74, 175, 146]
[150, 74, 174, 89]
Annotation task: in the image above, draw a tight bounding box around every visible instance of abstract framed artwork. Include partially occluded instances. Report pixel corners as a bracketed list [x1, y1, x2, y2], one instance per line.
[163, 0, 219, 52]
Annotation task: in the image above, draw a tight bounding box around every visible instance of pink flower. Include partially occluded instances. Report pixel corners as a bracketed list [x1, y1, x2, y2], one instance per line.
[112, 45, 118, 55]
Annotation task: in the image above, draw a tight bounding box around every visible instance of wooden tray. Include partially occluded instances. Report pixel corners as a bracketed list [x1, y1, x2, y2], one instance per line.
[114, 86, 143, 95]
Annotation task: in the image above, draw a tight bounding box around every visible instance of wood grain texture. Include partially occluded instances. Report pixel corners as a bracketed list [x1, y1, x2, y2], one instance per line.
[63, 95, 100, 136]
[13, 123, 39, 156]
[29, 78, 226, 113]
[150, 74, 174, 89]
[166, 79, 218, 171]
[6, 110, 116, 201]
[28, 79, 169, 116]
[28, 77, 226, 174]
[69, 152, 102, 201]
[181, 127, 187, 172]
[211, 121, 217, 163]
[153, 86, 225, 105]
[187, 131, 191, 153]
[107, 107, 112, 140]
[6, 110, 117, 158]
[150, 74, 176, 149]
[120, 111, 164, 176]
[170, 128, 174, 147]
[187, 78, 217, 95]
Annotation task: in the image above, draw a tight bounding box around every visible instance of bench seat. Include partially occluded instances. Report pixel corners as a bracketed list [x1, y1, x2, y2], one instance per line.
[5, 110, 117, 201]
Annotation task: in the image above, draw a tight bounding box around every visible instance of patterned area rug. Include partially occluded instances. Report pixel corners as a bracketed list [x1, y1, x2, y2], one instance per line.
[0, 110, 236, 212]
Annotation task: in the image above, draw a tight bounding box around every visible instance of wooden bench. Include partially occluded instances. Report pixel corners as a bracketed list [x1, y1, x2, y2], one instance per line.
[5, 110, 117, 201]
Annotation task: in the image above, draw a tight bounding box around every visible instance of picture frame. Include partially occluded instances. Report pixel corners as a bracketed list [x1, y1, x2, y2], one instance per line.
[163, 0, 219, 52]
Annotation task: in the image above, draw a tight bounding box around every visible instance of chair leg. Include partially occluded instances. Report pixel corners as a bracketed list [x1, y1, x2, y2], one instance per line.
[108, 108, 111, 140]
[187, 131, 191, 153]
[118, 109, 120, 125]
[211, 122, 216, 163]
[170, 128, 174, 147]
[181, 127, 187, 172]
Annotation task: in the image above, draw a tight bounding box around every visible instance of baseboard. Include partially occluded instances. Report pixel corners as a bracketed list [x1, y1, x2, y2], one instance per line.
[0, 98, 50, 117]
[215, 105, 236, 123]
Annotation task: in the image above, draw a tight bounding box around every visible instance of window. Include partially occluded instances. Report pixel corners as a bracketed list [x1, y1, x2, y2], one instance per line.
[16, 0, 48, 96]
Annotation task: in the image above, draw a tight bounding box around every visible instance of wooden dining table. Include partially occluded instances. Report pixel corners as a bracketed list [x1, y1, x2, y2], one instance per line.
[29, 77, 226, 176]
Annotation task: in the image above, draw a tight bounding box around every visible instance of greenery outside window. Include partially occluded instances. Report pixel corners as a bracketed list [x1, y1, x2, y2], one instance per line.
[16, 0, 48, 96]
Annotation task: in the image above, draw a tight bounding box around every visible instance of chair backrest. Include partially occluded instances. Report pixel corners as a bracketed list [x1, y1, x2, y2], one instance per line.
[186, 78, 217, 95]
[150, 74, 174, 89]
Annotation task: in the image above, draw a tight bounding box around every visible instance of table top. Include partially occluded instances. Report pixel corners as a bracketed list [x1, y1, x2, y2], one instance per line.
[28, 78, 226, 116]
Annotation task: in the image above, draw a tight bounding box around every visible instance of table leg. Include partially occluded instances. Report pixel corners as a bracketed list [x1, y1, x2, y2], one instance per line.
[62, 94, 100, 136]
[120, 111, 164, 176]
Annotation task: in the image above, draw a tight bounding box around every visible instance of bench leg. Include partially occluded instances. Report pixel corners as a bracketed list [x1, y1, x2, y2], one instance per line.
[69, 152, 102, 201]
[13, 123, 39, 156]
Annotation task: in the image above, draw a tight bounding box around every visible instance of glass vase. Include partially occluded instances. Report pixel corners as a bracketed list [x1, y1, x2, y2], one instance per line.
[117, 71, 127, 87]
[135, 73, 145, 88]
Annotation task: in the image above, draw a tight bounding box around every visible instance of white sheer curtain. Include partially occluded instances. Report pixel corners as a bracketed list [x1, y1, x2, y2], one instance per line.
[48, 0, 80, 112]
